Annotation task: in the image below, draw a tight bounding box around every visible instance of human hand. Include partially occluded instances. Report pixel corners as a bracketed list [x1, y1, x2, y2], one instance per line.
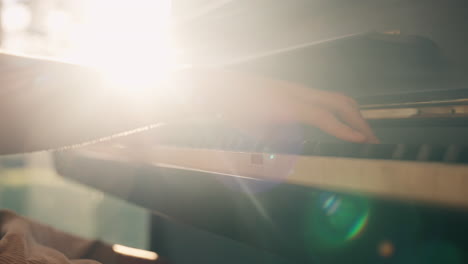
[199, 71, 379, 143]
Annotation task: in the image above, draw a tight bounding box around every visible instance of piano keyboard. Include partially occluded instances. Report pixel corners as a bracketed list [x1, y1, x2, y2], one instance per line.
[69, 140, 468, 209]
[137, 122, 468, 164]
[303, 142, 467, 163]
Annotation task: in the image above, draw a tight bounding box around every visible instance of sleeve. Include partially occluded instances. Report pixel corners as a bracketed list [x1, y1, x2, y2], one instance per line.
[0, 210, 166, 264]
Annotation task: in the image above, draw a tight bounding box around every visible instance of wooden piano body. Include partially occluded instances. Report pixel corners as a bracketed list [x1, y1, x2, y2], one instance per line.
[54, 0, 468, 263]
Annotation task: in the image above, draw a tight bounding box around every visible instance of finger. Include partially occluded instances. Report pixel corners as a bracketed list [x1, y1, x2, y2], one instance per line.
[304, 109, 367, 143]
[304, 92, 379, 143]
[336, 107, 380, 143]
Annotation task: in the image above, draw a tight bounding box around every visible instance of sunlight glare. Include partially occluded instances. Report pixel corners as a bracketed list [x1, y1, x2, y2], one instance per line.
[2, 3, 31, 32]
[112, 244, 158, 260]
[58, 0, 175, 90]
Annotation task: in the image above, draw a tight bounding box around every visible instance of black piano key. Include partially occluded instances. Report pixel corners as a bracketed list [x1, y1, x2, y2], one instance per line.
[369, 144, 396, 160]
[211, 132, 224, 149]
[227, 135, 239, 150]
[416, 144, 432, 161]
[221, 134, 235, 150]
[427, 145, 446, 162]
[391, 144, 406, 160]
[313, 142, 343, 157]
[302, 142, 362, 158]
[199, 132, 210, 148]
[153, 122, 468, 165]
[414, 144, 445, 162]
[457, 147, 468, 164]
[236, 136, 252, 151]
[360, 144, 374, 159]
[232, 136, 243, 151]
[218, 135, 227, 149]
[335, 143, 365, 158]
[243, 138, 258, 152]
[399, 144, 421, 161]
[443, 145, 462, 163]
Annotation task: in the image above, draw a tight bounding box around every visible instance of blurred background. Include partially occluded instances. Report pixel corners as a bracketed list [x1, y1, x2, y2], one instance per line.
[0, 0, 173, 250]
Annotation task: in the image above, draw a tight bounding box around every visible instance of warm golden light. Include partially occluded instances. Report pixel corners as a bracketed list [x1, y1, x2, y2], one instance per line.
[112, 244, 158, 260]
[378, 240, 395, 258]
[54, 0, 175, 89]
[2, 4, 31, 32]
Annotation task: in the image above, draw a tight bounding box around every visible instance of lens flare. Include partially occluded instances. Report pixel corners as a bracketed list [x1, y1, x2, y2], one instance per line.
[304, 192, 370, 250]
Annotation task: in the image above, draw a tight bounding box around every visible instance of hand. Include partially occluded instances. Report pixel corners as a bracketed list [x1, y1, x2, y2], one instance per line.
[190, 70, 379, 143]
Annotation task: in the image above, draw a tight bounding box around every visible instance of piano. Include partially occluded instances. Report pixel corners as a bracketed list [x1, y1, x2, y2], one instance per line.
[54, 0, 468, 263]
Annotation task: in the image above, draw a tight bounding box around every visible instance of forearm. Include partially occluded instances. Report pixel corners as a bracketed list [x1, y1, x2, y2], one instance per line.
[0, 52, 377, 155]
[0, 53, 181, 154]
[0, 52, 262, 154]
